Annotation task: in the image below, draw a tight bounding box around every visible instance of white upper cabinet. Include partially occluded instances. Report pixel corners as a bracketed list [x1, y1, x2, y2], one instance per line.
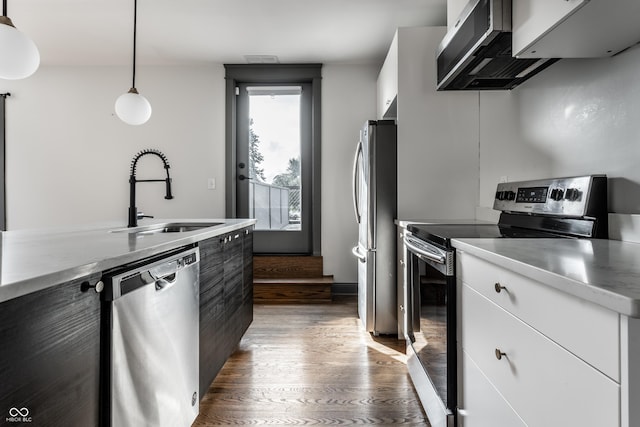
[376, 26, 480, 220]
[376, 34, 398, 119]
[513, 0, 640, 58]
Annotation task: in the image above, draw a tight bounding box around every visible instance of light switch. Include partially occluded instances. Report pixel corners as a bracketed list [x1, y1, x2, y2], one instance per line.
[207, 178, 216, 190]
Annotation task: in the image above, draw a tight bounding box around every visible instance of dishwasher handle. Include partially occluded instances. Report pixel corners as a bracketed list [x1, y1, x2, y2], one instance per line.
[154, 270, 178, 290]
[148, 259, 180, 281]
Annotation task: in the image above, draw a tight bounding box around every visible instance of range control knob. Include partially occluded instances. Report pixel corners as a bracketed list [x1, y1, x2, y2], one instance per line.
[565, 188, 582, 201]
[550, 188, 564, 201]
[505, 191, 516, 201]
[495, 191, 504, 201]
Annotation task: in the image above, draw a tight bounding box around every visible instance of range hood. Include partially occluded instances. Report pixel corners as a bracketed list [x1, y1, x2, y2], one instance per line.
[436, 0, 559, 91]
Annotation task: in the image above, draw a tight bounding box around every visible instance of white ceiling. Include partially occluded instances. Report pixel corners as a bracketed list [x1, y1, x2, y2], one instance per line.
[9, 0, 447, 67]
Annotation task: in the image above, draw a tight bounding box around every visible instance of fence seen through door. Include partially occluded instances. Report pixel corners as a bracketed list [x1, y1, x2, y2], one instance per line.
[249, 181, 301, 230]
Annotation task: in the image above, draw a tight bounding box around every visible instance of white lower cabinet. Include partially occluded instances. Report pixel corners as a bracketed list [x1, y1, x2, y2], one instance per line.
[459, 350, 526, 427]
[458, 252, 621, 427]
[459, 252, 620, 381]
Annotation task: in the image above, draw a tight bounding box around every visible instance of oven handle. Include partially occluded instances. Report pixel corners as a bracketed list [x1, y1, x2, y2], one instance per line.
[404, 234, 447, 265]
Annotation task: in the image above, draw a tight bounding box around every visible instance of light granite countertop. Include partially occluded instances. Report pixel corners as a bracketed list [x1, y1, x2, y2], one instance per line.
[452, 238, 640, 318]
[0, 218, 256, 303]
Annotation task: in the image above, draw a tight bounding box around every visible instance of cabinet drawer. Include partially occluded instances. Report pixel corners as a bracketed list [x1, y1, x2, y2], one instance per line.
[458, 251, 619, 381]
[462, 284, 620, 427]
[459, 350, 526, 427]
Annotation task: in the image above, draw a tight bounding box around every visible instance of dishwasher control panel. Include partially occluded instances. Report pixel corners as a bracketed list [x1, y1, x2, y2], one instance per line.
[102, 246, 200, 300]
[180, 252, 198, 267]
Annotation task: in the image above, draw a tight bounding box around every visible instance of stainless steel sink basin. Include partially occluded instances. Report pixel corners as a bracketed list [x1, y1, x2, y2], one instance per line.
[110, 222, 222, 235]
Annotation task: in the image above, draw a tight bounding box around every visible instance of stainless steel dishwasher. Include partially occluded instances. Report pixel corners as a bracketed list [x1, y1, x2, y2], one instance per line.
[104, 246, 200, 427]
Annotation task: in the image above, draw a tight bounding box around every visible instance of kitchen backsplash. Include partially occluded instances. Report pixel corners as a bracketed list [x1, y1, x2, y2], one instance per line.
[477, 44, 640, 217]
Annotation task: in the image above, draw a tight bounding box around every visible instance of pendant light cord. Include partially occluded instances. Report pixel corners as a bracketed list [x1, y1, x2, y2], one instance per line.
[132, 0, 138, 89]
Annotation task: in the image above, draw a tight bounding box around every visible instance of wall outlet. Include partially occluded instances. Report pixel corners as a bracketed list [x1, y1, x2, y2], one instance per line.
[207, 178, 216, 190]
[499, 176, 509, 183]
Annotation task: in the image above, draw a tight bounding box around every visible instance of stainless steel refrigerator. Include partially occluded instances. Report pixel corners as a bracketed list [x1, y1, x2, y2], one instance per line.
[351, 120, 397, 335]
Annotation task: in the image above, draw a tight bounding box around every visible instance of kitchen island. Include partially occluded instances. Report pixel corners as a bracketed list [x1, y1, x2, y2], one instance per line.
[453, 237, 640, 427]
[0, 218, 255, 303]
[0, 218, 255, 426]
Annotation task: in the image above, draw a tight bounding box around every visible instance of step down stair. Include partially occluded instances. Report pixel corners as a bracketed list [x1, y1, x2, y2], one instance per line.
[253, 256, 333, 303]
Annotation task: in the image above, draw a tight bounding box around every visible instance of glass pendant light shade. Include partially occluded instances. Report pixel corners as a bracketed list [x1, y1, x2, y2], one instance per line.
[116, 0, 151, 126]
[0, 17, 40, 80]
[115, 88, 152, 125]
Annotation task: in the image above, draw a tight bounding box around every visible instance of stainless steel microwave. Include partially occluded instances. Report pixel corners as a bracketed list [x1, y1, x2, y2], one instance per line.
[436, 0, 558, 91]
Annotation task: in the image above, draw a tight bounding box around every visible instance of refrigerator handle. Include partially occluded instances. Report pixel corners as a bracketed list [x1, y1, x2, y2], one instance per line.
[351, 246, 367, 262]
[352, 139, 363, 224]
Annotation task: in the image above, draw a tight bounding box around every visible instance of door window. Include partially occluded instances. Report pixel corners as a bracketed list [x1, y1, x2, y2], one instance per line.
[246, 86, 302, 231]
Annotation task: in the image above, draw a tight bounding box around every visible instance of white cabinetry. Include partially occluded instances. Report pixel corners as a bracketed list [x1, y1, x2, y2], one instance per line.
[377, 27, 479, 220]
[513, 0, 640, 58]
[457, 251, 621, 426]
[459, 349, 526, 427]
[377, 35, 397, 119]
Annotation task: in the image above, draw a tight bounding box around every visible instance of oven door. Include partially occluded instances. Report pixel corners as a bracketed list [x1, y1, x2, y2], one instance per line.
[404, 232, 457, 427]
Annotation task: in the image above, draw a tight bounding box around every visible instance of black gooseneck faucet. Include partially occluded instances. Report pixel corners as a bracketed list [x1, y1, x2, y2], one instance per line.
[128, 149, 173, 227]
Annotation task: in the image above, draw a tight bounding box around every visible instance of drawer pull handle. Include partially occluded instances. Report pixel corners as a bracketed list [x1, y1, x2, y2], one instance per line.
[495, 348, 507, 360]
[81, 280, 104, 293]
[494, 282, 507, 293]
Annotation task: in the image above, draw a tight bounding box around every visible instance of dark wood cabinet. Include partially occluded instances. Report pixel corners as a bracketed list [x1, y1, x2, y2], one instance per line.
[0, 273, 103, 427]
[242, 227, 254, 329]
[224, 231, 243, 321]
[199, 226, 253, 398]
[198, 232, 225, 398]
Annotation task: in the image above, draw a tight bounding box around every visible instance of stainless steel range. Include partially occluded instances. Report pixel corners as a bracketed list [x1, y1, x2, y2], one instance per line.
[401, 175, 608, 427]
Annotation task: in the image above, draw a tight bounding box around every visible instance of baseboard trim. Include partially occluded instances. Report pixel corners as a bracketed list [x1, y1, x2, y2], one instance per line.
[332, 282, 357, 296]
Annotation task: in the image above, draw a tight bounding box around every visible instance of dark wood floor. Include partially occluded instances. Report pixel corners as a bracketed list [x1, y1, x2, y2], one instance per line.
[193, 297, 430, 425]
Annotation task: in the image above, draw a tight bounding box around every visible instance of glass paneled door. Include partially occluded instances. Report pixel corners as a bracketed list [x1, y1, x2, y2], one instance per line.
[236, 83, 313, 254]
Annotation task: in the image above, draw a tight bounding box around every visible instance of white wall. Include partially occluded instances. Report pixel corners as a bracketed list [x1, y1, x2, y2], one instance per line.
[479, 44, 640, 215]
[2, 65, 226, 229]
[396, 26, 479, 221]
[321, 64, 378, 283]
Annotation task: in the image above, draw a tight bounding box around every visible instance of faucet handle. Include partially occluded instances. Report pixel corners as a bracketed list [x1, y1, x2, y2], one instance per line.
[165, 178, 173, 200]
[137, 212, 154, 220]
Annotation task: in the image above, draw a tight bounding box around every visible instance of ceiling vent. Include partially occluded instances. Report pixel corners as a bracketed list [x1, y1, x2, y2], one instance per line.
[244, 55, 280, 64]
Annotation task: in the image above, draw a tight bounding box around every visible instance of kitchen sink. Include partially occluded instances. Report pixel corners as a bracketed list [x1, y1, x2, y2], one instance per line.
[110, 222, 222, 235]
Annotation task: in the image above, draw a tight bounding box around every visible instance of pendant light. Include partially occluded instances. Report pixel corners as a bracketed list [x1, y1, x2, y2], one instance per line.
[0, 0, 40, 80]
[115, 0, 151, 125]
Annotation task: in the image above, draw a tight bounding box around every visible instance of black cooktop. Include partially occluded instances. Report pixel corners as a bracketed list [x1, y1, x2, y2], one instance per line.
[406, 223, 568, 249]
